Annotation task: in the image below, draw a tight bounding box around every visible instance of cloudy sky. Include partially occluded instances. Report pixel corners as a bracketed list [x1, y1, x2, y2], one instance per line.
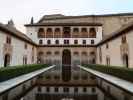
[0, 0, 133, 32]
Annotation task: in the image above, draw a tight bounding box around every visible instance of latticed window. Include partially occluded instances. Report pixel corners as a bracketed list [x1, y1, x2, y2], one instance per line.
[63, 87, 69, 93]
[46, 87, 50, 92]
[91, 87, 96, 93]
[89, 28, 96, 38]
[64, 40, 69, 44]
[83, 87, 87, 92]
[38, 28, 44, 38]
[39, 40, 43, 44]
[74, 87, 78, 93]
[74, 40, 78, 44]
[47, 40, 51, 44]
[6, 36, 11, 44]
[54, 87, 59, 92]
[83, 40, 86, 44]
[55, 40, 59, 44]
[91, 40, 95, 44]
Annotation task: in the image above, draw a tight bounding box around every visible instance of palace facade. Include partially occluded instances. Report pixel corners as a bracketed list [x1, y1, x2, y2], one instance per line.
[25, 13, 133, 68]
[1, 13, 133, 68]
[0, 13, 133, 100]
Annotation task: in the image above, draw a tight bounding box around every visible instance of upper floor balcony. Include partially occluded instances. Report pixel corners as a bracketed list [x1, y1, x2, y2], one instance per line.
[37, 26, 101, 38]
[36, 26, 102, 46]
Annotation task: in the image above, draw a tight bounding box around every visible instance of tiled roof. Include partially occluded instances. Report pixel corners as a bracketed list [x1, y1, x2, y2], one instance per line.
[98, 22, 133, 46]
[38, 13, 133, 22]
[0, 23, 36, 45]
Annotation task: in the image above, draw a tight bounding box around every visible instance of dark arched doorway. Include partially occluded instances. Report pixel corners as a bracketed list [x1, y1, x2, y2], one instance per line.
[123, 54, 129, 68]
[62, 49, 71, 82]
[4, 54, 10, 67]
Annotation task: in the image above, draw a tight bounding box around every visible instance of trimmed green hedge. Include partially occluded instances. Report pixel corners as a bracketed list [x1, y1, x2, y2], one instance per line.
[0, 64, 49, 82]
[82, 64, 133, 82]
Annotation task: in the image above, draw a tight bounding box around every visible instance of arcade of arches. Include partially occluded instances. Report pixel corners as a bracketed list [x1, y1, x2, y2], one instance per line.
[37, 47, 96, 66]
[37, 27, 97, 38]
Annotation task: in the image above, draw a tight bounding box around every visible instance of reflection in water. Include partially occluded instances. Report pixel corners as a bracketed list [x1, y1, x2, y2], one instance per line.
[62, 65, 71, 82]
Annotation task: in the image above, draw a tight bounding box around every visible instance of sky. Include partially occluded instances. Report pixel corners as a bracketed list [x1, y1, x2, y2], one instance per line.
[0, 0, 133, 32]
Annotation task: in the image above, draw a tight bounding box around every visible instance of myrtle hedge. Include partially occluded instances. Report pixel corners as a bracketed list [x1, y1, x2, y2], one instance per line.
[82, 64, 133, 82]
[0, 64, 49, 82]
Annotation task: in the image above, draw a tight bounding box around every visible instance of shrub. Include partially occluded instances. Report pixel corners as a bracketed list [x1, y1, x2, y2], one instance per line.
[82, 64, 133, 82]
[0, 64, 49, 82]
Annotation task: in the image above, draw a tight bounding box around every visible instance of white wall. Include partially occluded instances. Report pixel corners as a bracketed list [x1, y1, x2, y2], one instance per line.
[0, 31, 6, 66]
[26, 26, 103, 45]
[0, 31, 37, 67]
[97, 30, 133, 68]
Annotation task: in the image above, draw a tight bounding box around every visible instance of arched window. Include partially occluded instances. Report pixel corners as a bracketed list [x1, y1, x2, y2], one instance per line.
[89, 28, 96, 38]
[38, 28, 44, 38]
[47, 28, 52, 33]
[81, 28, 88, 38]
[46, 28, 53, 38]
[39, 40, 43, 45]
[63, 27, 71, 38]
[55, 28, 61, 38]
[121, 35, 127, 44]
[55, 28, 60, 33]
[81, 28, 87, 33]
[73, 28, 79, 33]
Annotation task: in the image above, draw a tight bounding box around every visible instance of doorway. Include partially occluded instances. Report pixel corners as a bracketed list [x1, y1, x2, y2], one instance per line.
[123, 54, 129, 68]
[4, 54, 10, 67]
